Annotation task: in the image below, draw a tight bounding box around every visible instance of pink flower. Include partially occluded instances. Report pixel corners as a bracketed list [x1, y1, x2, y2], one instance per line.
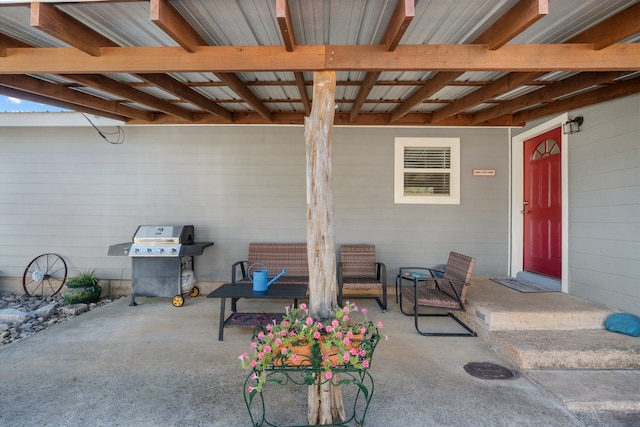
[264, 345, 271, 354]
[257, 331, 264, 340]
[346, 331, 354, 339]
[250, 341, 257, 349]
[266, 323, 272, 331]
[258, 352, 264, 360]
[377, 321, 384, 329]
[300, 303, 307, 310]
[274, 338, 282, 346]
[251, 360, 257, 367]
[336, 331, 343, 339]
[280, 347, 287, 355]
[325, 325, 333, 333]
[343, 315, 349, 322]
[332, 320, 339, 328]
[361, 308, 368, 315]
[343, 352, 350, 362]
[239, 352, 248, 361]
[343, 337, 350, 345]
[282, 320, 289, 328]
[305, 316, 314, 326]
[313, 331, 321, 339]
[247, 386, 254, 392]
[362, 360, 370, 368]
[360, 326, 366, 334]
[291, 354, 298, 362]
[325, 371, 333, 380]
[279, 330, 287, 337]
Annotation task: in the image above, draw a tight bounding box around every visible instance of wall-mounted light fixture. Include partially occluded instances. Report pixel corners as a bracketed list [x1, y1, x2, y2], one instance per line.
[562, 115, 584, 134]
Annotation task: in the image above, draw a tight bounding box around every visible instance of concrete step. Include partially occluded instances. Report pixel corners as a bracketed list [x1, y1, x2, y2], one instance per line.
[526, 369, 640, 411]
[488, 329, 640, 370]
[461, 278, 639, 371]
[466, 277, 616, 331]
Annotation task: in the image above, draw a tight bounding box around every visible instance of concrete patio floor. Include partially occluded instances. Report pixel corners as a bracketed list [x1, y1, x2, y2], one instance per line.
[0, 291, 638, 426]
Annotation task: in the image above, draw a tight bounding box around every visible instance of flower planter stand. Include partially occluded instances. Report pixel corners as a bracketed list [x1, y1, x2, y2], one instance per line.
[243, 329, 381, 427]
[244, 366, 375, 427]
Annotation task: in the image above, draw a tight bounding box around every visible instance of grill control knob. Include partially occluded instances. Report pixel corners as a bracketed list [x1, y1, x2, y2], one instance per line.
[146, 248, 152, 254]
[171, 248, 178, 255]
[134, 248, 140, 254]
[158, 248, 165, 254]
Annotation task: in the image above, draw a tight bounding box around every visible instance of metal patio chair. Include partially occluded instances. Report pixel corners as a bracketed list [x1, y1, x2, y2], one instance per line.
[398, 251, 476, 336]
[337, 244, 387, 311]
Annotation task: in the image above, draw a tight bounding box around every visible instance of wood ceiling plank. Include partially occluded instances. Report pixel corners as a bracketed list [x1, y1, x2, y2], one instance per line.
[63, 74, 195, 122]
[568, 2, 640, 50]
[473, 0, 548, 50]
[0, 74, 153, 121]
[150, 0, 207, 53]
[136, 73, 233, 122]
[30, 2, 117, 56]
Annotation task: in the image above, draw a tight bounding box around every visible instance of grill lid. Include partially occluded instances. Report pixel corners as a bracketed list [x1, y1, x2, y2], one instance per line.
[132, 225, 194, 245]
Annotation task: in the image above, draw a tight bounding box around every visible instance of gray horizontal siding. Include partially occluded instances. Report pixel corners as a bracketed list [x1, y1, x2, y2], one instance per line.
[567, 93, 640, 315]
[1, 124, 509, 286]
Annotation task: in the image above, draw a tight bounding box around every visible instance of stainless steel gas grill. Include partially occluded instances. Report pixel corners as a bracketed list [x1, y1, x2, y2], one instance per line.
[108, 225, 213, 307]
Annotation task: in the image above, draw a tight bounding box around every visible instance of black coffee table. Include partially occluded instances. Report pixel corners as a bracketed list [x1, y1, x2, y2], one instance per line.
[207, 283, 308, 341]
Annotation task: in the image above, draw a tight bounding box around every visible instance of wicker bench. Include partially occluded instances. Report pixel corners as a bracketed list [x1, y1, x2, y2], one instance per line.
[231, 243, 310, 286]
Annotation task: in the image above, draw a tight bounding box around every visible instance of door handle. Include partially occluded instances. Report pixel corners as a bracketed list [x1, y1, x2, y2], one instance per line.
[521, 209, 529, 214]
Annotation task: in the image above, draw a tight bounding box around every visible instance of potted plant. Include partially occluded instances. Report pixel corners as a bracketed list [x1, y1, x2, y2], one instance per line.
[63, 269, 102, 304]
[239, 301, 384, 393]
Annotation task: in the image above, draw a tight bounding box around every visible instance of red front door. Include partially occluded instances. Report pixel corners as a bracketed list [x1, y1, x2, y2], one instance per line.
[523, 128, 562, 278]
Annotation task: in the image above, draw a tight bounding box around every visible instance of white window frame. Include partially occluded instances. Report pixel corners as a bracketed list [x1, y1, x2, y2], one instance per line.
[394, 137, 461, 204]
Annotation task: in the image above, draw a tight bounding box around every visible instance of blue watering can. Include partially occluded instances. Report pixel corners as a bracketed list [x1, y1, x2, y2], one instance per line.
[248, 263, 287, 293]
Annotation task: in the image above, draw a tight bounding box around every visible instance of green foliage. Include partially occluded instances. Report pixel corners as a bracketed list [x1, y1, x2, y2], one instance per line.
[66, 269, 99, 285]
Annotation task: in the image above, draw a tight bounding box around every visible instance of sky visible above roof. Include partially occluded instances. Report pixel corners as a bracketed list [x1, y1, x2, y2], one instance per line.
[0, 95, 69, 113]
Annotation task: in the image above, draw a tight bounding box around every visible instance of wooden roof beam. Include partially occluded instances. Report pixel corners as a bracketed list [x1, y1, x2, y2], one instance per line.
[0, 85, 127, 122]
[276, 0, 310, 115]
[431, 72, 544, 123]
[389, 72, 461, 123]
[150, 0, 206, 53]
[0, 74, 153, 121]
[351, 0, 414, 122]
[136, 73, 233, 122]
[472, 71, 629, 124]
[2, 44, 639, 73]
[513, 76, 640, 123]
[30, 2, 118, 56]
[474, 0, 548, 50]
[568, 2, 640, 50]
[63, 74, 195, 122]
[214, 73, 272, 122]
[0, 33, 31, 57]
[389, 0, 545, 123]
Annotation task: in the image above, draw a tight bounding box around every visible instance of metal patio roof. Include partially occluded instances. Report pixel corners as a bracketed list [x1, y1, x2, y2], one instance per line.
[0, 0, 638, 127]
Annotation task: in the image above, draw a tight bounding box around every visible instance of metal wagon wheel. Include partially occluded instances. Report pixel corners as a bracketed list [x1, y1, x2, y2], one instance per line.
[22, 253, 68, 297]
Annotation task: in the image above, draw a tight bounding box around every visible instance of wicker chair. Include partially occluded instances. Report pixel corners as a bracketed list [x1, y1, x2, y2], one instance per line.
[337, 244, 387, 311]
[398, 252, 476, 336]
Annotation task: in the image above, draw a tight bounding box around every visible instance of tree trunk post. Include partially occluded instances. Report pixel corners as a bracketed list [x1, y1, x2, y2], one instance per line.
[304, 71, 345, 424]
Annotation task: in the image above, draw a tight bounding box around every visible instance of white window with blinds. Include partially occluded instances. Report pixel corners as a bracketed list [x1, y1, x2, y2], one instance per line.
[394, 137, 460, 204]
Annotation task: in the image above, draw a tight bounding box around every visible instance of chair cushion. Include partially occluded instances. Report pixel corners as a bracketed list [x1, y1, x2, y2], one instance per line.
[401, 285, 463, 310]
[343, 278, 382, 290]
